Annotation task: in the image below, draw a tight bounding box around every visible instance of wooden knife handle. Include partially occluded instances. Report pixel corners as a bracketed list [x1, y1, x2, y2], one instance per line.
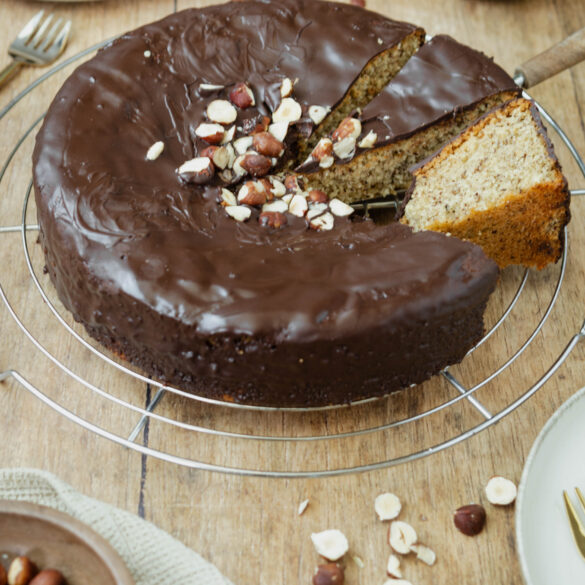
[514, 27, 585, 88]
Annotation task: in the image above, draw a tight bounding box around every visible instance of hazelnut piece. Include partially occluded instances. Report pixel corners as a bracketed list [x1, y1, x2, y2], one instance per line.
[194, 122, 225, 144]
[240, 153, 272, 177]
[329, 198, 354, 218]
[229, 82, 255, 109]
[206, 99, 238, 125]
[298, 498, 310, 515]
[8, 557, 37, 585]
[220, 188, 237, 207]
[200, 145, 232, 170]
[410, 544, 436, 566]
[386, 554, 402, 578]
[310, 529, 349, 561]
[374, 492, 402, 521]
[29, 570, 65, 585]
[309, 211, 335, 231]
[233, 136, 254, 155]
[238, 181, 267, 205]
[332, 136, 356, 160]
[310, 138, 334, 169]
[350, 0, 366, 6]
[453, 503, 486, 536]
[312, 563, 344, 585]
[485, 476, 517, 506]
[288, 194, 309, 217]
[308, 189, 328, 204]
[259, 211, 287, 228]
[253, 132, 284, 158]
[358, 129, 377, 149]
[225, 205, 252, 222]
[178, 156, 215, 184]
[272, 97, 302, 124]
[262, 200, 288, 214]
[268, 121, 289, 143]
[146, 140, 164, 161]
[388, 520, 417, 554]
[1, 565, 7, 585]
[331, 117, 362, 142]
[243, 114, 271, 135]
[284, 175, 304, 193]
[308, 105, 330, 125]
[280, 78, 294, 99]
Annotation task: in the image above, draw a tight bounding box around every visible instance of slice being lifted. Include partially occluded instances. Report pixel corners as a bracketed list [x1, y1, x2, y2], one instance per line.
[400, 97, 570, 269]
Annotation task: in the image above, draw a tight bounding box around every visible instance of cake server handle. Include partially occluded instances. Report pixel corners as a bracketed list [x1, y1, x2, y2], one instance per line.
[514, 27, 585, 89]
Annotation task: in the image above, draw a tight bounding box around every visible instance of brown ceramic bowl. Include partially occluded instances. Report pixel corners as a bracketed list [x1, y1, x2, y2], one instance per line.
[0, 500, 134, 585]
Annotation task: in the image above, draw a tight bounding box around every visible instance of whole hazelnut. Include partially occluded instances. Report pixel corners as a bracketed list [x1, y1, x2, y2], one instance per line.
[1, 564, 7, 585]
[240, 153, 272, 177]
[29, 570, 65, 585]
[229, 82, 255, 109]
[7, 557, 37, 585]
[252, 132, 284, 158]
[312, 563, 344, 585]
[454, 503, 486, 536]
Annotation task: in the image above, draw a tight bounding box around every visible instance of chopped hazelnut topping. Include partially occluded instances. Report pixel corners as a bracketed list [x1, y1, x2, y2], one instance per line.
[273, 97, 302, 124]
[146, 140, 164, 161]
[225, 205, 251, 222]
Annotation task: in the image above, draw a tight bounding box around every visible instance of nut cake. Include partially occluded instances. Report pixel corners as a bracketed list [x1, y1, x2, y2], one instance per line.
[33, 0, 535, 407]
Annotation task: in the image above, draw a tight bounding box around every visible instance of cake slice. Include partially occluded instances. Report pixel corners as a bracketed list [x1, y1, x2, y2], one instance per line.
[296, 35, 520, 200]
[400, 97, 570, 269]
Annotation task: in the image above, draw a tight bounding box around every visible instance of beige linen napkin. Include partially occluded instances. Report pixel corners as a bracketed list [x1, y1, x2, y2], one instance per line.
[0, 468, 233, 585]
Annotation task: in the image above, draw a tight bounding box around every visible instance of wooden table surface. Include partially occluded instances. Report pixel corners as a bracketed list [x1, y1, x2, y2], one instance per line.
[1, 1, 585, 584]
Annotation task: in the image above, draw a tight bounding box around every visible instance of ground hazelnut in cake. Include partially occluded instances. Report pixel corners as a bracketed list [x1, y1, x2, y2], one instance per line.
[33, 1, 503, 406]
[401, 98, 570, 269]
[297, 35, 520, 201]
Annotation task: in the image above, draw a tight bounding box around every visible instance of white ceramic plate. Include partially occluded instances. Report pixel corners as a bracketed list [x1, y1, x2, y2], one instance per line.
[516, 385, 585, 585]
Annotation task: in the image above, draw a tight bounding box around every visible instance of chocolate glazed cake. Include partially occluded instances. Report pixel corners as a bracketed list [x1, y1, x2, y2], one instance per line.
[34, 0, 500, 407]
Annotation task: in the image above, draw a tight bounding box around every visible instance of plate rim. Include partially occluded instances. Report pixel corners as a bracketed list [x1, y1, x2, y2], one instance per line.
[515, 384, 585, 585]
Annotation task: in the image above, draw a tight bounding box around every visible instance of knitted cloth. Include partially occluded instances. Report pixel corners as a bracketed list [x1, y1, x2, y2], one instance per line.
[0, 468, 233, 585]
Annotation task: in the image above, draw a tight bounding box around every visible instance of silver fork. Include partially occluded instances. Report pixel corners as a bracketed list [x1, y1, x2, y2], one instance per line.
[0, 10, 72, 90]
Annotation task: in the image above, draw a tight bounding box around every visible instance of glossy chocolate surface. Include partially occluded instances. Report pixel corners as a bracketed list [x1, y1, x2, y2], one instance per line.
[297, 34, 519, 173]
[33, 1, 499, 405]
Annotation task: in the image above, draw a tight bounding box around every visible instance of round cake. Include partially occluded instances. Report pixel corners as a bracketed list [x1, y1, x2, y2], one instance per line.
[33, 0, 503, 407]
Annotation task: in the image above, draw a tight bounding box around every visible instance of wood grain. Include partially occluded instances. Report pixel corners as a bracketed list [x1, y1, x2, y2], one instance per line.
[1, 1, 585, 584]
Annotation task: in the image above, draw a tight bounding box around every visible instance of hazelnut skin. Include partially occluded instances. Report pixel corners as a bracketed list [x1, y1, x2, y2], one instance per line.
[454, 503, 487, 536]
[312, 563, 344, 585]
[29, 569, 66, 585]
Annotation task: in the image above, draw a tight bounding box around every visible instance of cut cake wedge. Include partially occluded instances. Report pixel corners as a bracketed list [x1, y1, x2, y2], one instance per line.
[400, 97, 570, 269]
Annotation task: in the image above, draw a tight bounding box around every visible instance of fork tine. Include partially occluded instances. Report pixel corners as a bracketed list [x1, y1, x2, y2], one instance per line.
[576, 487, 585, 510]
[28, 14, 53, 48]
[563, 489, 585, 559]
[39, 18, 63, 53]
[47, 20, 72, 57]
[16, 10, 45, 42]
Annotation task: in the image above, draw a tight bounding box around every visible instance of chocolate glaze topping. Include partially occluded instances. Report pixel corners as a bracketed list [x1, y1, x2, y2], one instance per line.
[297, 35, 519, 173]
[33, 1, 500, 405]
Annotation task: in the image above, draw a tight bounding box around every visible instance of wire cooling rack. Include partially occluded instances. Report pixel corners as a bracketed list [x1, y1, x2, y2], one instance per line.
[1, 46, 585, 477]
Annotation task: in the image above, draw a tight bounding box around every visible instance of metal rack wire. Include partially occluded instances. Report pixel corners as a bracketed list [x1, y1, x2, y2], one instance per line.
[1, 47, 585, 477]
